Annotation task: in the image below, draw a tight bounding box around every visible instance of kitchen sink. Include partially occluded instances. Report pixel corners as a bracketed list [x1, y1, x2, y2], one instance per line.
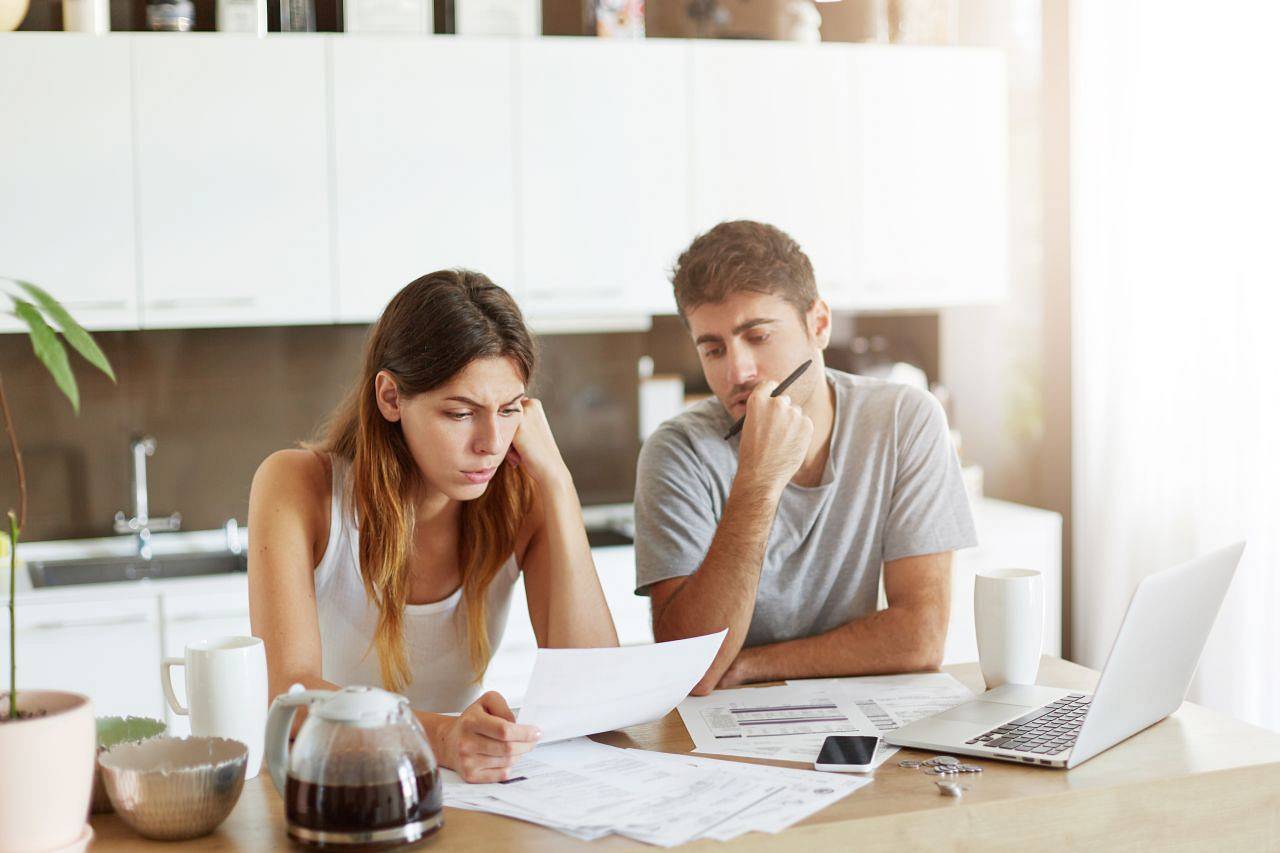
[26, 550, 247, 588]
[586, 528, 634, 548]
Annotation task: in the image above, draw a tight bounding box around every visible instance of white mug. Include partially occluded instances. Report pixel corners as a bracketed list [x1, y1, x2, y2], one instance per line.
[162, 635, 268, 778]
[974, 569, 1044, 690]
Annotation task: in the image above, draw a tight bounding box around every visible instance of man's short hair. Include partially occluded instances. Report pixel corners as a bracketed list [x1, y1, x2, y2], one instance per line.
[670, 220, 818, 323]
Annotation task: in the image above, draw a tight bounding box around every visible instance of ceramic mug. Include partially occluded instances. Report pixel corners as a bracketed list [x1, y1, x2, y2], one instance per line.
[974, 569, 1044, 690]
[162, 635, 267, 778]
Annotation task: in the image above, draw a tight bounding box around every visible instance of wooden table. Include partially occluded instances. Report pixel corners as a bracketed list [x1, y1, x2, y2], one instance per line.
[90, 657, 1280, 850]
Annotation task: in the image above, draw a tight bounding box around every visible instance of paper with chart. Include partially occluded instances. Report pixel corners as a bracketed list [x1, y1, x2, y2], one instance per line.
[786, 672, 976, 727]
[677, 684, 903, 767]
[516, 630, 726, 743]
[441, 736, 869, 846]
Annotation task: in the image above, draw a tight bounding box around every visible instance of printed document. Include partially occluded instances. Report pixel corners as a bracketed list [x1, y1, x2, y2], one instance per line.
[516, 630, 726, 743]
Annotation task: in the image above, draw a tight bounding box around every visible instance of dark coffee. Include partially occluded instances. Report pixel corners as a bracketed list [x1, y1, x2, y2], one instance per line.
[286, 770, 442, 849]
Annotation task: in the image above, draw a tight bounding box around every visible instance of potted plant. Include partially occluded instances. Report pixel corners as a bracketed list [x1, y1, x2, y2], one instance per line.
[0, 278, 116, 853]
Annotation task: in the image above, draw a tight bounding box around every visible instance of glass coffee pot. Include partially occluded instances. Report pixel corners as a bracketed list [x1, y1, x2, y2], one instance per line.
[265, 684, 442, 849]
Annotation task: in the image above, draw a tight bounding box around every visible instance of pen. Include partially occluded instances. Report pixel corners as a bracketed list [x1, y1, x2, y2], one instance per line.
[723, 359, 814, 440]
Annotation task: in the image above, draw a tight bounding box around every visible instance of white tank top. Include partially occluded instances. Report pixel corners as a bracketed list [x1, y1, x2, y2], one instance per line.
[313, 456, 520, 713]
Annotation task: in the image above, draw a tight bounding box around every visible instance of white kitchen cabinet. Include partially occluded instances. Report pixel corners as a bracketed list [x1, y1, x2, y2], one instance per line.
[0, 596, 165, 720]
[0, 35, 139, 332]
[160, 581, 252, 735]
[689, 42, 856, 302]
[944, 498, 1062, 666]
[331, 37, 518, 322]
[848, 47, 1008, 309]
[132, 35, 332, 329]
[516, 39, 690, 320]
[0, 35, 1009, 332]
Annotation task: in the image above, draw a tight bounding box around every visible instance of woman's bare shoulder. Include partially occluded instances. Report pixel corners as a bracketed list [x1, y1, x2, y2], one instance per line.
[250, 448, 332, 539]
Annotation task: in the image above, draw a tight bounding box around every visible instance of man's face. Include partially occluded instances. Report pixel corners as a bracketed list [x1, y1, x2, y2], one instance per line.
[686, 291, 830, 419]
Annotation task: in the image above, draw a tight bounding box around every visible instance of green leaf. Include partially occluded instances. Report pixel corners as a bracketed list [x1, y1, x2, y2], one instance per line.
[15, 281, 115, 383]
[12, 297, 79, 414]
[96, 715, 167, 748]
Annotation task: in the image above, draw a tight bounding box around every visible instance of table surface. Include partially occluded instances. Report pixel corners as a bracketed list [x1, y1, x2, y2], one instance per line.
[89, 656, 1280, 851]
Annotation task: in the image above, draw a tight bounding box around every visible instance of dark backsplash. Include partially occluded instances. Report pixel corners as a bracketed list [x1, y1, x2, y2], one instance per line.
[0, 324, 645, 542]
[0, 309, 938, 542]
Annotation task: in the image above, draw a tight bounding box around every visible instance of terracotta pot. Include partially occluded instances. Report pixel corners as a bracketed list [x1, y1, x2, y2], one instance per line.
[0, 0, 29, 31]
[0, 691, 95, 853]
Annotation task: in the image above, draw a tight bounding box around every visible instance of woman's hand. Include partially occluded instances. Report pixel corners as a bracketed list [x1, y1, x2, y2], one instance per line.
[506, 398, 572, 491]
[439, 691, 541, 783]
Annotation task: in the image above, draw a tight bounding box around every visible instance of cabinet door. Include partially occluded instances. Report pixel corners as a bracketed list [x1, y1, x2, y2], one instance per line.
[849, 48, 1008, 309]
[331, 37, 518, 323]
[2, 596, 164, 719]
[133, 35, 331, 329]
[0, 35, 138, 332]
[945, 499, 1062, 666]
[161, 583, 251, 735]
[517, 39, 689, 319]
[690, 42, 855, 303]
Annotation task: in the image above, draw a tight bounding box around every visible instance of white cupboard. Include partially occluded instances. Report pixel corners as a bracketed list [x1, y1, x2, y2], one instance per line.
[132, 36, 332, 329]
[690, 42, 856, 301]
[946, 499, 1062, 665]
[160, 587, 253, 735]
[0, 34, 1008, 330]
[1, 596, 164, 719]
[331, 37, 518, 322]
[516, 39, 690, 319]
[0, 35, 138, 332]
[849, 47, 1008, 309]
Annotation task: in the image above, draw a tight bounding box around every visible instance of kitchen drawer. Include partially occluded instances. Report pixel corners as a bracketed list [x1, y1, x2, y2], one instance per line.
[2, 596, 165, 719]
[161, 585, 252, 734]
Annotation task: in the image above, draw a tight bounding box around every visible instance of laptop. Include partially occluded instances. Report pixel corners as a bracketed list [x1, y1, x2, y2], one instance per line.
[886, 541, 1245, 769]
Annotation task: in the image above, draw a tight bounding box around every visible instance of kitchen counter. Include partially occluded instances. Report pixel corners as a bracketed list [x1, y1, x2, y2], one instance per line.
[88, 657, 1280, 850]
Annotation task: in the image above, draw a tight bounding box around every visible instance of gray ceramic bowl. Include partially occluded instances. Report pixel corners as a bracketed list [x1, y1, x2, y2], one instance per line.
[98, 736, 248, 841]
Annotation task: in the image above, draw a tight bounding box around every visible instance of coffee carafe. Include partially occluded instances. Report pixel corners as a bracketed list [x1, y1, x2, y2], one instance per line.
[265, 684, 442, 849]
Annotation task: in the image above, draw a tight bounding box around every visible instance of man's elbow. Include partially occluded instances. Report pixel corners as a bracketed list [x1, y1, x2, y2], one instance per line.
[906, 610, 949, 671]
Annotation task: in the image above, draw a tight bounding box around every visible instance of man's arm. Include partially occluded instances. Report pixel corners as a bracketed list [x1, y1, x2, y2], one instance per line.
[714, 551, 952, 687]
[647, 381, 813, 695]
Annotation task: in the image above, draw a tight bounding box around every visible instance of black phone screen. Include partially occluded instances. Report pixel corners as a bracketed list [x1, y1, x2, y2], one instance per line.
[817, 735, 879, 766]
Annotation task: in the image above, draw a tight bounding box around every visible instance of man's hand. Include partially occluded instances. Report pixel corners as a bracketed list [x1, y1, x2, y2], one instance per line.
[715, 653, 753, 690]
[736, 380, 814, 496]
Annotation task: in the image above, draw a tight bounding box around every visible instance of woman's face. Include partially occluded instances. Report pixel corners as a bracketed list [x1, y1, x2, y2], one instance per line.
[375, 356, 526, 502]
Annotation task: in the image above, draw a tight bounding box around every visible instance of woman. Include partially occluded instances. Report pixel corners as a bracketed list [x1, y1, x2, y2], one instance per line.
[248, 270, 618, 783]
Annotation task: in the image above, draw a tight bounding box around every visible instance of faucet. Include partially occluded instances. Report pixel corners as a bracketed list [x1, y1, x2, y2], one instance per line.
[114, 435, 181, 560]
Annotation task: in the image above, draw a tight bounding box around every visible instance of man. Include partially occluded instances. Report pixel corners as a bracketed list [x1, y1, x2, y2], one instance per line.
[635, 220, 977, 695]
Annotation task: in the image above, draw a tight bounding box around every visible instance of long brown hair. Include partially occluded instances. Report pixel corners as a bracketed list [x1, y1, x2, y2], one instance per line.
[315, 270, 536, 692]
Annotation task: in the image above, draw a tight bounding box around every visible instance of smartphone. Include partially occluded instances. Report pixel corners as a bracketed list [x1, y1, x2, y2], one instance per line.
[814, 735, 880, 773]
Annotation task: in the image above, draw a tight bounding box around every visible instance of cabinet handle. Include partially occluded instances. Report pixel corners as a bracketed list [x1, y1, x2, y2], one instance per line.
[59, 300, 129, 311]
[27, 613, 150, 631]
[525, 288, 625, 301]
[167, 611, 249, 624]
[147, 297, 256, 310]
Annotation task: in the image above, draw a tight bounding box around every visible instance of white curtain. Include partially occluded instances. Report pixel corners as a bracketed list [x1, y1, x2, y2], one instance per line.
[1072, 1, 1280, 730]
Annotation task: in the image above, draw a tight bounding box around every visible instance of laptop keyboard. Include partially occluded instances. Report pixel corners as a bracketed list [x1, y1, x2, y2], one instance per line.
[966, 693, 1092, 756]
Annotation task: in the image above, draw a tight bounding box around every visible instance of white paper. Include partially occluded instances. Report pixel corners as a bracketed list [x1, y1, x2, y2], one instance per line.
[678, 683, 901, 767]
[517, 630, 726, 743]
[786, 672, 976, 726]
[441, 736, 809, 847]
[629, 749, 871, 835]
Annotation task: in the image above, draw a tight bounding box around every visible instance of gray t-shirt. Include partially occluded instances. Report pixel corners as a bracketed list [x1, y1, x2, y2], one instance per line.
[634, 368, 978, 648]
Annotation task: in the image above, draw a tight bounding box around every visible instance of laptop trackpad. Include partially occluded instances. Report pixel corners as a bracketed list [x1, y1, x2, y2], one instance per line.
[934, 701, 1022, 726]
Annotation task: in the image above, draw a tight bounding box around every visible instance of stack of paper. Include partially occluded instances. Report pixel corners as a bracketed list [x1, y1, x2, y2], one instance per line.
[678, 673, 975, 766]
[441, 738, 870, 847]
